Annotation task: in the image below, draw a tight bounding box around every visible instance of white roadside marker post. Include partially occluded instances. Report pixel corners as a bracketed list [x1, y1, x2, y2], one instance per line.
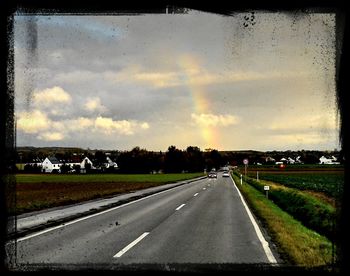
[264, 185, 270, 199]
[240, 174, 243, 185]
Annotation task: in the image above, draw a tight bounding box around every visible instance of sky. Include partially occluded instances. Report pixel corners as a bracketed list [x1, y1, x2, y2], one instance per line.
[13, 9, 341, 152]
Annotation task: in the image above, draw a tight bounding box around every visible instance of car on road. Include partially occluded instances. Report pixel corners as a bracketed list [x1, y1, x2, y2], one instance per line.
[208, 171, 217, 178]
[222, 171, 230, 177]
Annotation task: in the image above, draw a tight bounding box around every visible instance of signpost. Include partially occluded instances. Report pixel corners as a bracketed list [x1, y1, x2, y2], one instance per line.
[243, 159, 248, 181]
[264, 185, 270, 199]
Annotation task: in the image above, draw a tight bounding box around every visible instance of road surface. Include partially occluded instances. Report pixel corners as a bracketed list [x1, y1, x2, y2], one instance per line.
[8, 172, 278, 270]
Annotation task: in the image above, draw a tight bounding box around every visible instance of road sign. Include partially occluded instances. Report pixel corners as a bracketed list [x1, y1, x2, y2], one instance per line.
[243, 159, 248, 165]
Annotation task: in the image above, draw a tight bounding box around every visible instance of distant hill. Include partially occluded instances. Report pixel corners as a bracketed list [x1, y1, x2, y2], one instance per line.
[17, 146, 85, 153]
[219, 150, 264, 154]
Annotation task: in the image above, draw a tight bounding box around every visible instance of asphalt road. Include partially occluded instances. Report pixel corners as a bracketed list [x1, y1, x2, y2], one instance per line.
[9, 172, 278, 269]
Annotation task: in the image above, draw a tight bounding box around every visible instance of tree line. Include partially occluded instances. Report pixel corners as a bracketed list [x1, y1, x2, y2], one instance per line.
[114, 146, 226, 173]
[15, 146, 343, 174]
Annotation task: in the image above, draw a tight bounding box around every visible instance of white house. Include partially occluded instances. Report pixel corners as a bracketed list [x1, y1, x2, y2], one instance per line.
[295, 156, 303, 164]
[319, 155, 340, 165]
[287, 157, 295, 164]
[26, 158, 43, 166]
[81, 157, 94, 169]
[42, 156, 62, 173]
[265, 156, 275, 163]
[278, 157, 296, 165]
[280, 157, 288, 164]
[66, 156, 95, 170]
[105, 156, 118, 169]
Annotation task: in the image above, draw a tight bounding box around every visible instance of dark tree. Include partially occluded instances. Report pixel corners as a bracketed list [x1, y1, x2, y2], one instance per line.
[23, 163, 41, 173]
[164, 146, 185, 173]
[73, 164, 81, 174]
[94, 151, 107, 168]
[59, 164, 71, 173]
[84, 162, 92, 173]
[185, 146, 204, 172]
[204, 149, 223, 171]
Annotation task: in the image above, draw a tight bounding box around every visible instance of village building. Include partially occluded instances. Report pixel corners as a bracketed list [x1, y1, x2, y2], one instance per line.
[265, 156, 275, 163]
[279, 157, 288, 164]
[16, 158, 43, 171]
[295, 156, 303, 164]
[42, 156, 62, 173]
[276, 157, 297, 165]
[319, 155, 340, 165]
[66, 156, 94, 169]
[105, 156, 118, 169]
[287, 157, 295, 164]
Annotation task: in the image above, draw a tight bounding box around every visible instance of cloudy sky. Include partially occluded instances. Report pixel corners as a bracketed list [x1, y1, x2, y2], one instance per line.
[13, 10, 340, 151]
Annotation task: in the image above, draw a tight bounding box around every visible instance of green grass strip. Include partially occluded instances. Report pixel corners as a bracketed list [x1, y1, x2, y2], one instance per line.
[233, 172, 336, 241]
[232, 173, 334, 268]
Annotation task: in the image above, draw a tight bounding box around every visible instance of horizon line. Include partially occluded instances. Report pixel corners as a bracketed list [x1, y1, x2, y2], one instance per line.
[15, 145, 341, 152]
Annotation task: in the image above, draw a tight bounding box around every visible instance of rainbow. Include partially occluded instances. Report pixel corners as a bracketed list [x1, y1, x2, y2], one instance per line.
[177, 55, 220, 150]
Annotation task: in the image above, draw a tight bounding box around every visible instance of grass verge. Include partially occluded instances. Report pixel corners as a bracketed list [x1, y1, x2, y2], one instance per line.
[234, 172, 336, 241]
[231, 173, 334, 268]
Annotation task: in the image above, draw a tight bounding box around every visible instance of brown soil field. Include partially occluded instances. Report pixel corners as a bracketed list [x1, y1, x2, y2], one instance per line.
[13, 182, 165, 215]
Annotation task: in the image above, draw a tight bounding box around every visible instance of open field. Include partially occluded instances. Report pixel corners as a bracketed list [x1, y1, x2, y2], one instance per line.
[15, 173, 205, 184]
[233, 164, 342, 243]
[246, 170, 344, 199]
[12, 173, 204, 215]
[245, 164, 344, 171]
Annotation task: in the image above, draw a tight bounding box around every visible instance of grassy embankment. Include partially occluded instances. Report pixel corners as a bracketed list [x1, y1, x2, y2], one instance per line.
[231, 172, 335, 268]
[12, 173, 204, 215]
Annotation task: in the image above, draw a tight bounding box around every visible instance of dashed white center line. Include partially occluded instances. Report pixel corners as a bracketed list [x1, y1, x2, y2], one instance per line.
[175, 204, 186, 211]
[113, 232, 150, 258]
[203, 187, 206, 190]
[193, 193, 199, 197]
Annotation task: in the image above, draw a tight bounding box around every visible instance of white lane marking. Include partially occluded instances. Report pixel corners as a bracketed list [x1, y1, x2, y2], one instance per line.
[15, 180, 204, 242]
[230, 175, 277, 263]
[203, 187, 206, 190]
[193, 193, 199, 197]
[175, 204, 185, 211]
[113, 232, 149, 258]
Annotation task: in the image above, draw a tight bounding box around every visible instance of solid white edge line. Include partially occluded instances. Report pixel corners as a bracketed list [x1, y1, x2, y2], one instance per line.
[15, 180, 202, 242]
[193, 193, 199, 197]
[229, 174, 277, 264]
[113, 232, 149, 258]
[175, 203, 185, 211]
